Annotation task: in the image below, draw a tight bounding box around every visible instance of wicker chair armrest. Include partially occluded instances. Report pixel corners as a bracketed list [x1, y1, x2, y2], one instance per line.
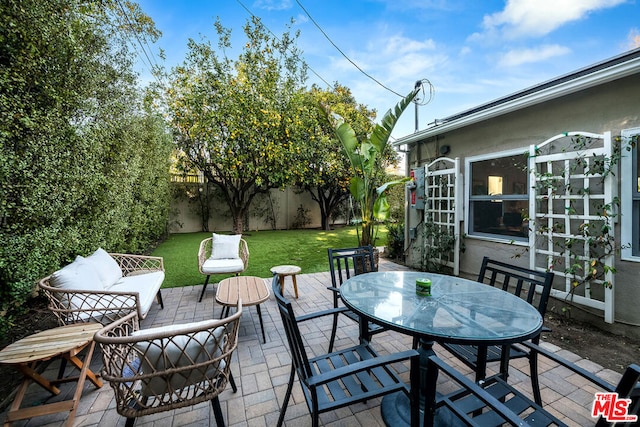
[39, 277, 142, 326]
[307, 349, 419, 387]
[239, 238, 249, 268]
[198, 238, 212, 272]
[94, 311, 141, 338]
[109, 253, 164, 276]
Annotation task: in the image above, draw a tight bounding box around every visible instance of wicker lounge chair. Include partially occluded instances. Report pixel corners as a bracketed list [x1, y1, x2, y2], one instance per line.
[94, 301, 242, 427]
[198, 234, 249, 302]
[39, 250, 164, 326]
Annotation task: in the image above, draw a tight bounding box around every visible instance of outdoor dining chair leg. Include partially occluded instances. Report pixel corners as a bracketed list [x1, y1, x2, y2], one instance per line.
[198, 275, 211, 302]
[328, 313, 339, 353]
[277, 365, 296, 427]
[529, 350, 542, 405]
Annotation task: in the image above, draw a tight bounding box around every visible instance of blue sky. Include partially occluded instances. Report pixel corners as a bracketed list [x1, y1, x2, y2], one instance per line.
[135, 0, 640, 139]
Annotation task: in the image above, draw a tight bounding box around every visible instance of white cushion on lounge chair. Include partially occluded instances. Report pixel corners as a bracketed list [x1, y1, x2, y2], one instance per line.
[85, 248, 122, 288]
[201, 258, 245, 274]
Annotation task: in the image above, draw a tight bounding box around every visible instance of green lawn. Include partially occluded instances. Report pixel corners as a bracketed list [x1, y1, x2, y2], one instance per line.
[151, 226, 388, 288]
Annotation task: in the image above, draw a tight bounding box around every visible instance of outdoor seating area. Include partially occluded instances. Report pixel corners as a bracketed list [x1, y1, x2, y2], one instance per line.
[1, 257, 638, 426]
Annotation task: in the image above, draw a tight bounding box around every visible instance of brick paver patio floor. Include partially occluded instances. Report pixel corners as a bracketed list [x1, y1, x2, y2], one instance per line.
[1, 258, 621, 426]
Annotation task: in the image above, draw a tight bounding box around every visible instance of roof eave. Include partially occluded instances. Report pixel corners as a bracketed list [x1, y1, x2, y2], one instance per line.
[393, 52, 640, 148]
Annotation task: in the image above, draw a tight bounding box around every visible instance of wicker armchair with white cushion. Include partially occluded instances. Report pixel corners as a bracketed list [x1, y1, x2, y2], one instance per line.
[38, 248, 164, 326]
[94, 301, 242, 427]
[198, 233, 249, 302]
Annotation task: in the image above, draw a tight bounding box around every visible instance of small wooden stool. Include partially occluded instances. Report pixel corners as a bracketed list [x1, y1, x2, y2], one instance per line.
[270, 265, 301, 298]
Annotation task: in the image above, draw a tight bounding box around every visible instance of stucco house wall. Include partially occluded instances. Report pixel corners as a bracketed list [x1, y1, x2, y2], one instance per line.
[397, 50, 640, 338]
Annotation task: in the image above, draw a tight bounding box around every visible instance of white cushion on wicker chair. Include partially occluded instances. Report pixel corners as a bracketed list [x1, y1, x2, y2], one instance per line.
[201, 258, 245, 274]
[85, 248, 122, 288]
[210, 233, 241, 260]
[50, 256, 103, 291]
[131, 322, 226, 395]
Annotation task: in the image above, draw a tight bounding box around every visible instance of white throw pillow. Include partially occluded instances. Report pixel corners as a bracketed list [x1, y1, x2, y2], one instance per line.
[210, 233, 241, 260]
[85, 248, 122, 288]
[132, 322, 226, 395]
[49, 256, 103, 291]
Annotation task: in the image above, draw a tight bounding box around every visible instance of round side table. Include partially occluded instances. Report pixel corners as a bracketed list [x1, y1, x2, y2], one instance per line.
[270, 265, 301, 298]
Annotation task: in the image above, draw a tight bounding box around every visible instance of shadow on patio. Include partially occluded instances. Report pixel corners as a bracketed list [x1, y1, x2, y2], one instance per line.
[1, 258, 620, 426]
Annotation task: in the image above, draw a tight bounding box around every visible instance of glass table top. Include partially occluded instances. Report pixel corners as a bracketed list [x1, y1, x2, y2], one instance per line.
[340, 271, 543, 345]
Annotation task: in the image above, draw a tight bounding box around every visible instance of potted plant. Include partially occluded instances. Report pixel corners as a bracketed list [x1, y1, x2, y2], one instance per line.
[326, 88, 419, 248]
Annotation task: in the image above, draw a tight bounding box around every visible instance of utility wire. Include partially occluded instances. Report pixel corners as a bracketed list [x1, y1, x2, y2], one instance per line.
[115, 0, 163, 85]
[294, 0, 404, 98]
[235, 0, 333, 89]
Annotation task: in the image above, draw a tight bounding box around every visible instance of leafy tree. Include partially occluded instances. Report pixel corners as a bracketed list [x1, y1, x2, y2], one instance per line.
[160, 17, 307, 233]
[292, 84, 377, 230]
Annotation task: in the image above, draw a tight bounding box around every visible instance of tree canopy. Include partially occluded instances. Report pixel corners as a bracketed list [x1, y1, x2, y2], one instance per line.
[292, 84, 378, 230]
[161, 17, 309, 233]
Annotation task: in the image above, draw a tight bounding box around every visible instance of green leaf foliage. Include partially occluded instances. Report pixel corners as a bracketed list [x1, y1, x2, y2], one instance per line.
[0, 0, 172, 337]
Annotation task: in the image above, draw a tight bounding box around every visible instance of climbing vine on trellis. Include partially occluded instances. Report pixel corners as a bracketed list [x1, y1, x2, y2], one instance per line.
[526, 132, 633, 319]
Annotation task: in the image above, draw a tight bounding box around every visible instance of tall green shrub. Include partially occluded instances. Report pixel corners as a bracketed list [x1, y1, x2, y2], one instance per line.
[0, 0, 170, 336]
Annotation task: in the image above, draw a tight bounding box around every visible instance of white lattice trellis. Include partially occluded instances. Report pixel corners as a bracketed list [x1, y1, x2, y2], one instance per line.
[424, 157, 462, 275]
[529, 131, 615, 323]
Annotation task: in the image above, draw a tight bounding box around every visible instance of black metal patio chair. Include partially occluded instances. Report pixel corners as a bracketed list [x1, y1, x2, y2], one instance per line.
[423, 341, 640, 426]
[327, 245, 386, 352]
[272, 274, 421, 427]
[439, 256, 555, 403]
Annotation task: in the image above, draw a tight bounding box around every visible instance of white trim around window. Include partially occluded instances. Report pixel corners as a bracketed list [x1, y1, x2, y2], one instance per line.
[465, 148, 529, 244]
[621, 127, 640, 261]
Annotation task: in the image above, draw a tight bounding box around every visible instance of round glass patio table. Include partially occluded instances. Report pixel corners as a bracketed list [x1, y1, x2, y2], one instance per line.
[339, 271, 543, 427]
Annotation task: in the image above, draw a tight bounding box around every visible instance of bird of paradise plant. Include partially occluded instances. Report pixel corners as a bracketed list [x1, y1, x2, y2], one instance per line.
[326, 88, 419, 247]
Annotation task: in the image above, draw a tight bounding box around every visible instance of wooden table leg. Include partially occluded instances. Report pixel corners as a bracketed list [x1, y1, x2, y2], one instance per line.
[3, 341, 102, 427]
[15, 362, 60, 395]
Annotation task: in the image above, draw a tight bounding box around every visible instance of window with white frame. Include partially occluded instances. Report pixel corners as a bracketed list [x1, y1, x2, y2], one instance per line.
[466, 150, 529, 241]
[621, 127, 640, 260]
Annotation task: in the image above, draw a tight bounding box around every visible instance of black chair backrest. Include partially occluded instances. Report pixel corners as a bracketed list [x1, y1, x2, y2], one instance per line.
[272, 275, 314, 383]
[478, 256, 555, 317]
[327, 246, 376, 289]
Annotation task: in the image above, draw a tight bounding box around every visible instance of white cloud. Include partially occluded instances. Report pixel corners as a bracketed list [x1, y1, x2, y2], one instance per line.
[382, 35, 436, 56]
[253, 0, 293, 11]
[628, 28, 640, 49]
[481, 0, 627, 39]
[498, 44, 571, 67]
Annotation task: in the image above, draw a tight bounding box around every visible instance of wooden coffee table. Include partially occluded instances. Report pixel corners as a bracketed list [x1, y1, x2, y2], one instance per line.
[0, 322, 104, 426]
[216, 276, 270, 343]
